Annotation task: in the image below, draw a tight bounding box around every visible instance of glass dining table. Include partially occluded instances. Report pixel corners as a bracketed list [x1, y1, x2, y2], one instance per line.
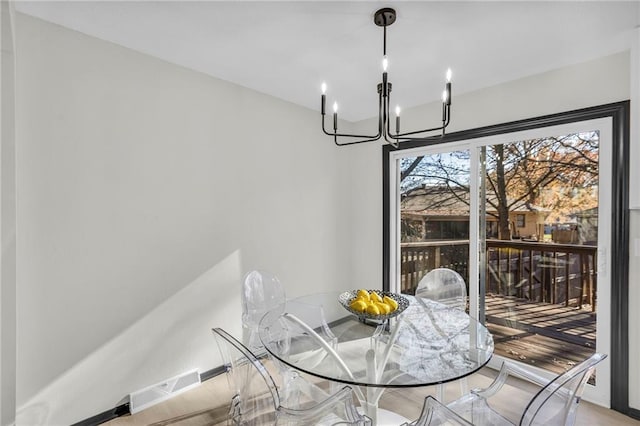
[258, 291, 494, 425]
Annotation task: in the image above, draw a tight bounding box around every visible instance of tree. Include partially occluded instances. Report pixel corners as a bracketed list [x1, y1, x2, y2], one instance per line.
[400, 132, 599, 241]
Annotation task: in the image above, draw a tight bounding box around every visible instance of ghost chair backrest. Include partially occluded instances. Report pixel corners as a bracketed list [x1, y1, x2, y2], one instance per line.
[241, 270, 286, 352]
[415, 267, 469, 402]
[520, 353, 607, 426]
[416, 268, 467, 310]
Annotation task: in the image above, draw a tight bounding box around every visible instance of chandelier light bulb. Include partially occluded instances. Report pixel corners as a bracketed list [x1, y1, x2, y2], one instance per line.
[395, 105, 401, 116]
[321, 82, 327, 94]
[333, 102, 338, 113]
[382, 56, 389, 72]
[446, 68, 452, 82]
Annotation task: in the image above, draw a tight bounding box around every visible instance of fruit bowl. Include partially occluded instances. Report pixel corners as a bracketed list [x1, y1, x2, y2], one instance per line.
[338, 290, 409, 321]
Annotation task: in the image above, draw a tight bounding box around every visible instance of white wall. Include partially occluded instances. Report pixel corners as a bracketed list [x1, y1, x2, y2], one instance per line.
[14, 14, 352, 425]
[348, 50, 640, 411]
[1, 2, 17, 425]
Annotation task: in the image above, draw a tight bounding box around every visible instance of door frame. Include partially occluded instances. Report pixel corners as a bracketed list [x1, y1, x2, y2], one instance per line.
[382, 101, 630, 415]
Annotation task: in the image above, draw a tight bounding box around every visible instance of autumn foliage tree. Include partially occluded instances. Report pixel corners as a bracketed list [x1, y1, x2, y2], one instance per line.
[400, 131, 599, 241]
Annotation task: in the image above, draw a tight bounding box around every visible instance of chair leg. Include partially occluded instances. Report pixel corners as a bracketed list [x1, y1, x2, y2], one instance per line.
[459, 377, 468, 396]
[437, 383, 445, 403]
[438, 377, 467, 404]
[229, 394, 241, 423]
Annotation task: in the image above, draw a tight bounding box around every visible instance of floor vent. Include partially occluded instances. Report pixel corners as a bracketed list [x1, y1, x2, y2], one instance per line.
[129, 369, 201, 414]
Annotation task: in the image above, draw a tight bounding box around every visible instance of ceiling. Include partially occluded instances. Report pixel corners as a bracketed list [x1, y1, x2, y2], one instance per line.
[15, 1, 640, 122]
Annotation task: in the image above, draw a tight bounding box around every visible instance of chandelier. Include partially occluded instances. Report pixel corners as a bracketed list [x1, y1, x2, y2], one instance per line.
[320, 8, 452, 148]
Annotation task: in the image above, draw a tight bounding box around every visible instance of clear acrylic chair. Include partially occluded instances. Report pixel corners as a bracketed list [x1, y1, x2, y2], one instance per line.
[416, 268, 467, 310]
[242, 270, 341, 405]
[446, 353, 607, 426]
[415, 268, 468, 402]
[401, 396, 473, 426]
[212, 327, 371, 425]
[241, 270, 287, 355]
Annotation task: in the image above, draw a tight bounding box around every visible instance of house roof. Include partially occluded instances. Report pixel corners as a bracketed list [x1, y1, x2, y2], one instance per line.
[401, 185, 548, 217]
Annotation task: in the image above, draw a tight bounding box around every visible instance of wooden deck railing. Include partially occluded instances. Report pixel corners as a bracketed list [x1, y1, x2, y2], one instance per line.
[401, 240, 470, 292]
[400, 239, 597, 310]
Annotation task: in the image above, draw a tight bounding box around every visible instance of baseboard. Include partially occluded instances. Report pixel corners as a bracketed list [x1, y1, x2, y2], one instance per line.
[201, 365, 226, 382]
[629, 407, 640, 420]
[70, 403, 130, 426]
[71, 366, 226, 426]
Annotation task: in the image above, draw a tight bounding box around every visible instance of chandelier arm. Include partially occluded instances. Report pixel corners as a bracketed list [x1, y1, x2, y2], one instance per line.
[383, 134, 399, 148]
[382, 93, 398, 148]
[322, 89, 385, 145]
[392, 124, 447, 138]
[382, 126, 399, 148]
[378, 87, 384, 135]
[387, 118, 449, 140]
[384, 88, 451, 141]
[387, 109, 451, 139]
[321, 114, 381, 140]
[334, 135, 385, 147]
[442, 108, 451, 136]
[381, 93, 397, 148]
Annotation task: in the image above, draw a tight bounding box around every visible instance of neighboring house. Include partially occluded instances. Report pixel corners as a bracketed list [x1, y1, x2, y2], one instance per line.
[401, 185, 547, 241]
[573, 207, 599, 245]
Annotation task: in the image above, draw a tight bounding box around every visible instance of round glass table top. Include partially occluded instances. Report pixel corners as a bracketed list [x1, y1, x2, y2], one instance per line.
[258, 291, 494, 388]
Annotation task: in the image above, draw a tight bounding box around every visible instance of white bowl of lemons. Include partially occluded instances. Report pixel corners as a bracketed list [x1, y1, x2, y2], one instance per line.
[339, 289, 409, 321]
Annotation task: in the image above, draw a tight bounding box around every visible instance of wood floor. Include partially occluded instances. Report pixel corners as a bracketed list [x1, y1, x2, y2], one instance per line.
[104, 367, 639, 426]
[485, 293, 597, 376]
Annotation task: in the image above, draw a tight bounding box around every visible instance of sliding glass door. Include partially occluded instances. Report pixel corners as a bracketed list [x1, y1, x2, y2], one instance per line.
[388, 118, 612, 406]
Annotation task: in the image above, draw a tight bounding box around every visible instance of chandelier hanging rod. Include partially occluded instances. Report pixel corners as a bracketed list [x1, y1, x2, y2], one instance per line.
[320, 8, 452, 148]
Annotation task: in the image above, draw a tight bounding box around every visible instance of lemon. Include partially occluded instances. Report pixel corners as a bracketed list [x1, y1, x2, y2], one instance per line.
[357, 289, 370, 301]
[377, 302, 391, 314]
[366, 303, 381, 315]
[349, 299, 367, 312]
[370, 292, 382, 303]
[383, 295, 398, 311]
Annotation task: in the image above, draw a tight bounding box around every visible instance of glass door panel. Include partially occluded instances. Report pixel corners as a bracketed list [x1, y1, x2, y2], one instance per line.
[481, 132, 600, 384]
[398, 150, 471, 295]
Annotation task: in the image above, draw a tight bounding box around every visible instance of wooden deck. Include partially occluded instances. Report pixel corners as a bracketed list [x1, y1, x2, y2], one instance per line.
[484, 293, 597, 378]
